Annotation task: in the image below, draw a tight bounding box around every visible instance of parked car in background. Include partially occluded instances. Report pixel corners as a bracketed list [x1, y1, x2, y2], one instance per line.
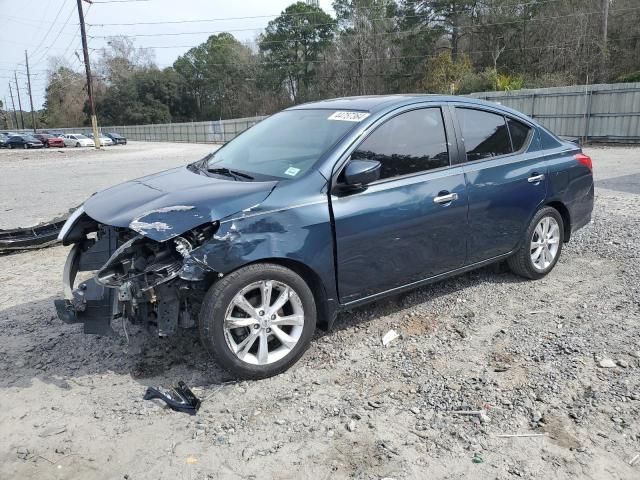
[105, 132, 127, 145]
[55, 95, 594, 379]
[7, 134, 44, 149]
[0, 133, 9, 148]
[34, 133, 65, 148]
[99, 135, 114, 146]
[43, 131, 66, 138]
[63, 134, 95, 148]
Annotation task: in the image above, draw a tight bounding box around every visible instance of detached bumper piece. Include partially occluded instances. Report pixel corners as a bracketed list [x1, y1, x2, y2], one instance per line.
[0, 218, 67, 253]
[143, 381, 201, 415]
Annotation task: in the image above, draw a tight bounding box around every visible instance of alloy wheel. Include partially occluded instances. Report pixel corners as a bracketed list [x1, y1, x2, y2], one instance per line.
[530, 216, 560, 271]
[223, 280, 304, 365]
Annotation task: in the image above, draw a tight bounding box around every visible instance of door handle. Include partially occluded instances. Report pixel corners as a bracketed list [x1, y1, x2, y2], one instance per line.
[528, 173, 545, 183]
[433, 192, 458, 204]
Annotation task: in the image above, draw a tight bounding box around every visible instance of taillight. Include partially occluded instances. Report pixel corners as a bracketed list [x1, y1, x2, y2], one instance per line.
[575, 153, 592, 170]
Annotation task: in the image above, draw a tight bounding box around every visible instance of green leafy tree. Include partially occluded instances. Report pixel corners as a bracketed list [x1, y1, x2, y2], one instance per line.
[259, 2, 335, 103]
[173, 33, 256, 120]
[43, 66, 87, 127]
[422, 51, 473, 93]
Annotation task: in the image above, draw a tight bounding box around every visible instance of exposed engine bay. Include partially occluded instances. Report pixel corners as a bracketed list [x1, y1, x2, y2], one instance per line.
[54, 208, 218, 336]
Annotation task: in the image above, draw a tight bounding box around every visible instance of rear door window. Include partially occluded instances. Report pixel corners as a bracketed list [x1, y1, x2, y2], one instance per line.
[457, 108, 512, 161]
[351, 108, 449, 180]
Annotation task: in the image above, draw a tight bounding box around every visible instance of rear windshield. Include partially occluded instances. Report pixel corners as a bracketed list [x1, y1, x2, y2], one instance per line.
[206, 109, 362, 180]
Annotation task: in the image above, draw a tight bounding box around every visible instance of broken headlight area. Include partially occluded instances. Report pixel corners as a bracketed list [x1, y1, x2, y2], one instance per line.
[54, 219, 218, 336]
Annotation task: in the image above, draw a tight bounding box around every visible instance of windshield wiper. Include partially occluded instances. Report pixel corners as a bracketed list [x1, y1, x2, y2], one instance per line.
[207, 167, 254, 181]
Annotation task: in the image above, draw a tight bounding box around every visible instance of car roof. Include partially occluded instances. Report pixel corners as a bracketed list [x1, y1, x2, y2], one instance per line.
[287, 94, 529, 120]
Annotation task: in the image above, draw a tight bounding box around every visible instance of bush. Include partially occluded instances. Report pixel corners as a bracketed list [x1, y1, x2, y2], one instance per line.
[617, 71, 640, 83]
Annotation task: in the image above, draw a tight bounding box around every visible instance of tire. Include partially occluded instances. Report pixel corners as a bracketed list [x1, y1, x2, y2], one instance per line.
[507, 206, 564, 280]
[45, 143, 50, 148]
[23, 144, 28, 149]
[199, 263, 317, 380]
[75, 142, 80, 147]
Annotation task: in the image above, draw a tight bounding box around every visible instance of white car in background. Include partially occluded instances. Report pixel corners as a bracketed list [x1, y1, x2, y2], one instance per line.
[63, 134, 95, 147]
[99, 135, 114, 146]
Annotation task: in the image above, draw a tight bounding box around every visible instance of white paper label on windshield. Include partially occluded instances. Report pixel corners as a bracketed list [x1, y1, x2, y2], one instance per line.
[284, 167, 301, 176]
[328, 111, 370, 122]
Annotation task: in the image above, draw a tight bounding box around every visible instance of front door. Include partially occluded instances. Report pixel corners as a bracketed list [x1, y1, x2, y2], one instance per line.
[453, 106, 547, 262]
[330, 106, 468, 304]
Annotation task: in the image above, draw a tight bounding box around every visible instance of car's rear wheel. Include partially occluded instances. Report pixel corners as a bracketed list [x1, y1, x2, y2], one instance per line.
[508, 206, 564, 279]
[75, 142, 80, 147]
[199, 263, 316, 380]
[23, 144, 28, 149]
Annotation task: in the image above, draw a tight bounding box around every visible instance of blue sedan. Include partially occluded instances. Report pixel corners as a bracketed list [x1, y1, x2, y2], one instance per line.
[55, 95, 594, 379]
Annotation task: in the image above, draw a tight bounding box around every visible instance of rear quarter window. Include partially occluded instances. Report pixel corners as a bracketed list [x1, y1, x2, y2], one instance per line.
[507, 118, 532, 151]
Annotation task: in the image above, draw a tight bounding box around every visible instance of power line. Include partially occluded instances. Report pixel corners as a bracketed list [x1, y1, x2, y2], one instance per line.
[30, 1, 80, 67]
[85, 0, 569, 27]
[87, 6, 640, 43]
[30, 0, 72, 59]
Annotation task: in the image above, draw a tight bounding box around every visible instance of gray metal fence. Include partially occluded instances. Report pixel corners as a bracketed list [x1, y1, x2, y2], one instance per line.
[50, 82, 640, 144]
[470, 82, 640, 143]
[55, 116, 267, 144]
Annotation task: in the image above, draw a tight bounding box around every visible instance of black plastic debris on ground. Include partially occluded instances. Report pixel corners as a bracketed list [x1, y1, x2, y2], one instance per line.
[143, 381, 201, 415]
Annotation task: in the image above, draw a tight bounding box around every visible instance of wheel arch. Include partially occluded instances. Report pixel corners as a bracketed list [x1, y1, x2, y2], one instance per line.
[545, 200, 571, 242]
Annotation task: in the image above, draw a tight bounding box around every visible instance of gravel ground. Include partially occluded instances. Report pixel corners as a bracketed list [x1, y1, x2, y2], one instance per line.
[0, 145, 639, 479]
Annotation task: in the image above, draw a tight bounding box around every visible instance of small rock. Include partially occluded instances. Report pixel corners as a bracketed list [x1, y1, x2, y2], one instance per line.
[597, 358, 617, 368]
[617, 359, 629, 368]
[346, 420, 356, 432]
[410, 407, 420, 415]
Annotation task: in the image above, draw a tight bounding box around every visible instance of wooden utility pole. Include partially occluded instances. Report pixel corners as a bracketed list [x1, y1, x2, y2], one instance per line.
[8, 83, 18, 129]
[77, 0, 100, 148]
[3, 97, 12, 129]
[600, 0, 610, 82]
[14, 72, 25, 130]
[24, 50, 37, 132]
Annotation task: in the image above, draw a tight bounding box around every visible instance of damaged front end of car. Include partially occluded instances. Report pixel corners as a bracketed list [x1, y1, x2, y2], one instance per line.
[54, 206, 218, 336]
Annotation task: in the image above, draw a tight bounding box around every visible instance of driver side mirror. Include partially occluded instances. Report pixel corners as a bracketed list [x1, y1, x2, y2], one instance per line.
[343, 158, 381, 187]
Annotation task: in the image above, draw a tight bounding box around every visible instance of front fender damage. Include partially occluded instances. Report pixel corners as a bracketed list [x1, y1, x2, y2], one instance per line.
[54, 210, 220, 336]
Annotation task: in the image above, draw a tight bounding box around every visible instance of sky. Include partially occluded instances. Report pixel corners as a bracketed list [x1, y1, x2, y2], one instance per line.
[0, 0, 335, 111]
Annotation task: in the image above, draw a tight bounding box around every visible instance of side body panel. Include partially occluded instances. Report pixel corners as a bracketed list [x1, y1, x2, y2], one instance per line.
[544, 143, 594, 234]
[451, 104, 548, 262]
[331, 168, 468, 302]
[461, 152, 548, 261]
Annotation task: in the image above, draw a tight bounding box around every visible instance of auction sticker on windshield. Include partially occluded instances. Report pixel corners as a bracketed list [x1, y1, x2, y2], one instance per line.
[328, 111, 370, 122]
[284, 167, 301, 176]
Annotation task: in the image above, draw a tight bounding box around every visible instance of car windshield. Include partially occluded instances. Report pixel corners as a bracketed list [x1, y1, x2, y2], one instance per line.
[75, 134, 89, 139]
[24, 135, 39, 142]
[205, 109, 361, 180]
[108, 133, 121, 138]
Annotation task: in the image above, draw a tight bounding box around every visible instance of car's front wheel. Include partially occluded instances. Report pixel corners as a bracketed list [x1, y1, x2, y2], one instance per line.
[508, 206, 564, 279]
[75, 142, 80, 147]
[199, 263, 316, 380]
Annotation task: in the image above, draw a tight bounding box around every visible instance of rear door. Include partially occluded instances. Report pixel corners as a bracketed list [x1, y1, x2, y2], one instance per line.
[330, 105, 468, 304]
[452, 105, 546, 263]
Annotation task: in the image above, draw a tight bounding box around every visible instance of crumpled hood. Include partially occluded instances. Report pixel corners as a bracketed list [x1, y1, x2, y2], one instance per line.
[83, 166, 277, 241]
